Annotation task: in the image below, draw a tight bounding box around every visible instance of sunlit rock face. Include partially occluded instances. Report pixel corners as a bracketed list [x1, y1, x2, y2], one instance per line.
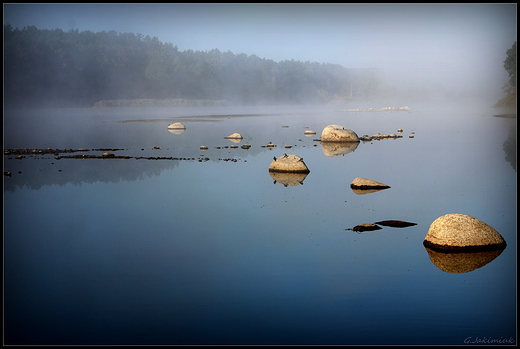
[350, 177, 390, 189]
[423, 213, 506, 251]
[424, 247, 506, 273]
[224, 133, 243, 139]
[320, 125, 360, 142]
[167, 122, 186, 129]
[268, 154, 310, 173]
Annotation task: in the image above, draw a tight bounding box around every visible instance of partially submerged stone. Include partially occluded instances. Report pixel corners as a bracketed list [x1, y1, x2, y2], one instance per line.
[423, 213, 506, 251]
[224, 133, 243, 139]
[352, 223, 382, 232]
[167, 122, 186, 129]
[320, 125, 360, 142]
[304, 130, 316, 135]
[375, 220, 417, 228]
[350, 177, 390, 189]
[268, 154, 310, 173]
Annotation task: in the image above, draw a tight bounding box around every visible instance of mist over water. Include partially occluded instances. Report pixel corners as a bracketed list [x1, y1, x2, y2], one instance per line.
[3, 3, 517, 108]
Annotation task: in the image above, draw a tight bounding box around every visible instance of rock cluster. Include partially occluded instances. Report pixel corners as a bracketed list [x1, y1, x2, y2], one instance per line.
[342, 106, 410, 112]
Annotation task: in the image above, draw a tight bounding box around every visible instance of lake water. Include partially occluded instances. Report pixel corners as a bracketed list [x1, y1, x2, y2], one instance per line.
[3, 101, 516, 345]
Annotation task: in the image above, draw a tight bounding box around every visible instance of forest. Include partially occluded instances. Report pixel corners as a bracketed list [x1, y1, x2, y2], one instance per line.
[3, 24, 389, 109]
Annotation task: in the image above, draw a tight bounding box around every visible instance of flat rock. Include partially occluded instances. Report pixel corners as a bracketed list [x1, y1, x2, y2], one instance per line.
[352, 223, 382, 232]
[423, 213, 506, 251]
[350, 177, 390, 189]
[320, 125, 359, 142]
[375, 220, 417, 228]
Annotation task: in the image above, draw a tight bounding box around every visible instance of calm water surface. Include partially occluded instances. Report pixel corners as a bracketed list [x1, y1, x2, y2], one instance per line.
[3, 102, 516, 345]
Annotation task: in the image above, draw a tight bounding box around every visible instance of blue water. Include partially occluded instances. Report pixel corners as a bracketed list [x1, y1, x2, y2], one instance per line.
[3, 102, 516, 345]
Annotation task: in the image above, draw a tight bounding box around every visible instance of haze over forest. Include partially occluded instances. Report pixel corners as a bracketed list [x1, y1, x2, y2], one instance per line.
[3, 3, 517, 108]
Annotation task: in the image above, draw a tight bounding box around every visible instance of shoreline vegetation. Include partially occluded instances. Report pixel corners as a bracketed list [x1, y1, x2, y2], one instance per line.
[93, 98, 231, 108]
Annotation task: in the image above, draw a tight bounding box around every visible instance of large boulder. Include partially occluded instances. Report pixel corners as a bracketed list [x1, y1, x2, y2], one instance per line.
[423, 213, 506, 251]
[320, 125, 360, 142]
[268, 154, 310, 173]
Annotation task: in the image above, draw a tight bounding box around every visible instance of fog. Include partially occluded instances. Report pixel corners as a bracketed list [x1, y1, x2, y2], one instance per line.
[3, 3, 517, 105]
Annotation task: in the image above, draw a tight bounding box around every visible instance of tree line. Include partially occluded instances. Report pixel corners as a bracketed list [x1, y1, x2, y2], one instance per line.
[4, 24, 387, 108]
[495, 41, 516, 108]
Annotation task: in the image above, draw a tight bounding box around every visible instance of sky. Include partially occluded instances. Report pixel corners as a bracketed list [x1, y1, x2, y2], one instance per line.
[3, 3, 517, 99]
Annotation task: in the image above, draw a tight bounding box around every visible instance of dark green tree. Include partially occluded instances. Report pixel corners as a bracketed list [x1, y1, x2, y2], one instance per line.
[504, 41, 516, 94]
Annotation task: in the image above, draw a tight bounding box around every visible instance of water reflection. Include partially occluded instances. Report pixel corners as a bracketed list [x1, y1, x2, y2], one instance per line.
[424, 246, 506, 273]
[3, 158, 180, 192]
[269, 171, 309, 186]
[351, 187, 389, 195]
[167, 128, 185, 135]
[320, 142, 358, 157]
[502, 118, 516, 171]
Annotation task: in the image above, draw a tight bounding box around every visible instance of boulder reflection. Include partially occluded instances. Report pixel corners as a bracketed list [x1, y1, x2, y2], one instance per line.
[269, 171, 309, 187]
[167, 128, 186, 135]
[351, 187, 389, 195]
[321, 142, 359, 157]
[424, 246, 506, 273]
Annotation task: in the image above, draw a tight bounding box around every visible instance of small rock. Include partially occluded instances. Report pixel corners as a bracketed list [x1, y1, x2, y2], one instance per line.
[224, 133, 243, 139]
[350, 177, 390, 189]
[352, 223, 382, 232]
[167, 122, 186, 129]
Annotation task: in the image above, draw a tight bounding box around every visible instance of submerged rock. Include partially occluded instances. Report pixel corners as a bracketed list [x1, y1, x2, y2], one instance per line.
[268, 153, 310, 173]
[350, 177, 390, 189]
[375, 220, 417, 228]
[320, 125, 360, 142]
[423, 213, 506, 251]
[352, 223, 382, 232]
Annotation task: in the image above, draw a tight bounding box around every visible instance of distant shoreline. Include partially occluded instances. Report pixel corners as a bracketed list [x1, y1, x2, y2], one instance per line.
[92, 98, 231, 108]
